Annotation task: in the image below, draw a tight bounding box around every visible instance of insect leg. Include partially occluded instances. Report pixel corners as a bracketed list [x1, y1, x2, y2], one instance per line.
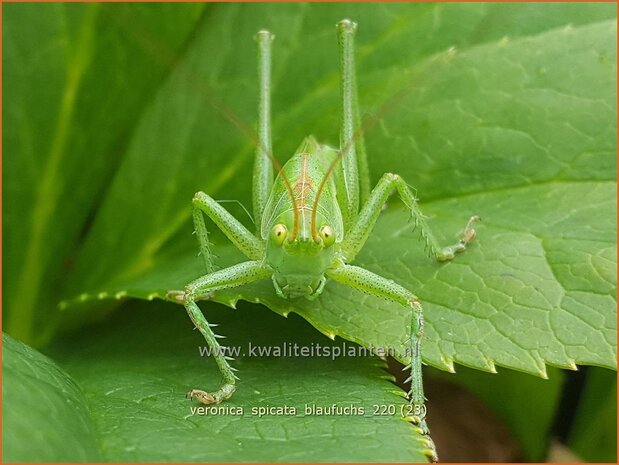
[338, 20, 370, 208]
[341, 172, 479, 263]
[344, 19, 371, 206]
[177, 260, 272, 405]
[252, 30, 275, 233]
[192, 192, 264, 273]
[335, 19, 360, 228]
[326, 263, 437, 462]
[353, 74, 371, 206]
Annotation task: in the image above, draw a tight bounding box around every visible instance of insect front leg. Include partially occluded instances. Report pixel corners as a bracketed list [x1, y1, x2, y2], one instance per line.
[326, 263, 438, 462]
[341, 172, 479, 263]
[175, 261, 272, 405]
[192, 192, 264, 274]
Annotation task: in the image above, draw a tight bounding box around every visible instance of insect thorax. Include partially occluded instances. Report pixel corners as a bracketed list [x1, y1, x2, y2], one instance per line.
[261, 136, 344, 242]
[262, 136, 343, 299]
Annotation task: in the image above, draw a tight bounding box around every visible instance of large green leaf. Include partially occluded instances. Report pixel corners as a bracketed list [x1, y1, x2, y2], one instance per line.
[2, 333, 101, 462]
[45, 301, 429, 462]
[4, 4, 616, 462]
[3, 3, 206, 346]
[58, 5, 616, 376]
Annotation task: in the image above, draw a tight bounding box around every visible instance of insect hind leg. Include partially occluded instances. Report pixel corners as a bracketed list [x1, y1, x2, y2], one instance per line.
[335, 19, 361, 228]
[252, 30, 275, 232]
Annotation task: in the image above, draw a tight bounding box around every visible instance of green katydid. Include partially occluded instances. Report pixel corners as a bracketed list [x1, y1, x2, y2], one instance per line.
[168, 19, 478, 461]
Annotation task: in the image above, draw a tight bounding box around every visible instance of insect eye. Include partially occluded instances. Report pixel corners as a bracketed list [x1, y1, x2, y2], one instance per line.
[271, 224, 288, 246]
[319, 225, 335, 247]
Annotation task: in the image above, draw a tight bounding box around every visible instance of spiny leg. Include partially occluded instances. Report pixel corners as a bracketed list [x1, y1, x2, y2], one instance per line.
[341, 172, 479, 263]
[192, 192, 264, 274]
[253, 30, 275, 233]
[326, 263, 438, 462]
[173, 260, 272, 405]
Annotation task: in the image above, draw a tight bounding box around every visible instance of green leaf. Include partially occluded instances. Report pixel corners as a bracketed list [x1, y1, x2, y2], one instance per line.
[60, 6, 616, 376]
[5, 4, 616, 462]
[3, 3, 206, 346]
[2, 333, 101, 462]
[47, 301, 429, 462]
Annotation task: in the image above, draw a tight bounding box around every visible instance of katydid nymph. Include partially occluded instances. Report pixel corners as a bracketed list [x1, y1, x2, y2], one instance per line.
[169, 19, 478, 461]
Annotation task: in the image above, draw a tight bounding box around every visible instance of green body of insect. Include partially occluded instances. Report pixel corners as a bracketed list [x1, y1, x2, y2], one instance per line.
[169, 20, 478, 462]
[263, 137, 342, 299]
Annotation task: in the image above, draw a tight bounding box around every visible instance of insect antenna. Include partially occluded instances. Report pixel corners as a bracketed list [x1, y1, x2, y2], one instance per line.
[104, 7, 298, 232]
[216, 200, 255, 226]
[110, 9, 435, 243]
[311, 64, 424, 237]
